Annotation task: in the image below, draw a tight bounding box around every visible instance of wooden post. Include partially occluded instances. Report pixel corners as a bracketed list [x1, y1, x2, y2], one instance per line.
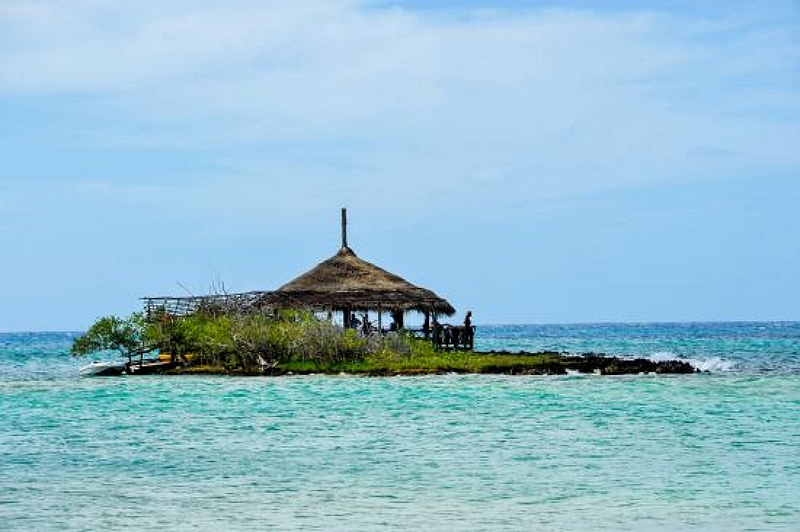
[377, 305, 382, 334]
[341, 207, 348, 249]
[343, 308, 351, 329]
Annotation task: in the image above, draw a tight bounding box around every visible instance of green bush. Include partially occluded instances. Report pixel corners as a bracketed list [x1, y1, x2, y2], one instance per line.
[73, 310, 430, 371]
[226, 311, 370, 365]
[71, 313, 146, 358]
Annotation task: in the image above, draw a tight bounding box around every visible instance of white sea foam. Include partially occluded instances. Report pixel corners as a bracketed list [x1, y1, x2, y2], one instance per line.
[687, 357, 737, 372]
[648, 351, 736, 372]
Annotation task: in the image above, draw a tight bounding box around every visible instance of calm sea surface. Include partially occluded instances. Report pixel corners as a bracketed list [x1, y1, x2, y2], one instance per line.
[1, 323, 799, 531]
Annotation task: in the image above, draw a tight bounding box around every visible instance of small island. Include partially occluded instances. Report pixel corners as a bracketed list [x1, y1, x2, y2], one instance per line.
[72, 311, 697, 376]
[72, 210, 698, 377]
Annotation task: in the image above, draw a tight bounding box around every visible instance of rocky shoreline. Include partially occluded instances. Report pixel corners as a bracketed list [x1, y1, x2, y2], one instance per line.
[471, 351, 698, 375]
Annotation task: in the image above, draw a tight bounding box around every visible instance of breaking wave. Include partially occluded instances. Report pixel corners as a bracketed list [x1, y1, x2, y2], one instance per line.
[647, 351, 737, 372]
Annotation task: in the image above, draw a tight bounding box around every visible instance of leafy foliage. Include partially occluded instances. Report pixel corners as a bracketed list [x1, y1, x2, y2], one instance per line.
[73, 311, 695, 375]
[70, 313, 146, 357]
[72, 310, 436, 370]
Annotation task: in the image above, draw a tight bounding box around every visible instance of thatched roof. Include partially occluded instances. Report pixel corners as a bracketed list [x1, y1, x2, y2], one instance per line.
[275, 246, 455, 315]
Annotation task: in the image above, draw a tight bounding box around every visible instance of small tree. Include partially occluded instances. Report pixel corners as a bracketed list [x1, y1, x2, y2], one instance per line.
[71, 314, 145, 361]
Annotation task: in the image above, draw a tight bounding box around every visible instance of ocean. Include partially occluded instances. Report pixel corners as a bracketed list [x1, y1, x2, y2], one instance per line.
[1, 323, 799, 531]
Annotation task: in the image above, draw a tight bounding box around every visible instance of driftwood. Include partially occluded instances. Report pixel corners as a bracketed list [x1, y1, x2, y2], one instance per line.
[142, 291, 305, 318]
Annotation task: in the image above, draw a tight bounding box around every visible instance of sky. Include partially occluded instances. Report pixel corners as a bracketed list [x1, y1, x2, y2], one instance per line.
[1, 0, 799, 331]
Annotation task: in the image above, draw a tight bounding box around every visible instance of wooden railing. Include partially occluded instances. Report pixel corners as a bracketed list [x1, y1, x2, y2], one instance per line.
[344, 324, 475, 351]
[431, 325, 475, 351]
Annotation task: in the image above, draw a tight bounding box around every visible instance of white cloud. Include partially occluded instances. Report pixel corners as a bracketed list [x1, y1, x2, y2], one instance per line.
[2, 0, 798, 221]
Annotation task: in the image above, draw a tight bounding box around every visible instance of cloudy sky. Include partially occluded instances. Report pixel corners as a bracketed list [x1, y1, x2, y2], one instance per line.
[1, 0, 799, 330]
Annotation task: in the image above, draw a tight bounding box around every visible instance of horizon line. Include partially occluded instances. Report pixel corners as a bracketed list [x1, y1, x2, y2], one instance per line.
[3, 319, 799, 335]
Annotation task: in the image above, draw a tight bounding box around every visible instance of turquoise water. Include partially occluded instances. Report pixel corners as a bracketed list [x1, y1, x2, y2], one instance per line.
[2, 324, 799, 531]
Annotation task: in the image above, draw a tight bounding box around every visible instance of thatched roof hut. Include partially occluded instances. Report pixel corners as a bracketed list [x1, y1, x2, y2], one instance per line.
[274, 209, 455, 317]
[277, 246, 455, 315]
[142, 210, 455, 330]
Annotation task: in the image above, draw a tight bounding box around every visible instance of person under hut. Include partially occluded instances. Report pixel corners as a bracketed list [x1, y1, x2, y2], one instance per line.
[361, 313, 372, 336]
[389, 310, 404, 331]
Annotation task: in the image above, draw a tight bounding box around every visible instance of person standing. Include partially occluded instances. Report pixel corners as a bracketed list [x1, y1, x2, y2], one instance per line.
[463, 311, 473, 349]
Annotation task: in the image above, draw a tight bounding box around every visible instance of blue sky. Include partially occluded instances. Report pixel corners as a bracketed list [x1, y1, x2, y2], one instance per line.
[1, 0, 799, 330]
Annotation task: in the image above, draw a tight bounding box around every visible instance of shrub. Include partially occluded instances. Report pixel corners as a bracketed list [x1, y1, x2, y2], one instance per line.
[74, 310, 436, 370]
[71, 313, 146, 358]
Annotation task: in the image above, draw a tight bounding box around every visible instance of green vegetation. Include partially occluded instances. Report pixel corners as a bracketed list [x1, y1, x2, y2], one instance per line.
[72, 311, 698, 375]
[146, 310, 382, 371]
[275, 349, 573, 376]
[70, 313, 148, 359]
[73, 310, 424, 371]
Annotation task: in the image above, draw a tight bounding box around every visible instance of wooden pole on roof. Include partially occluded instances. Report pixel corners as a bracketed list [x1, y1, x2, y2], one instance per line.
[341, 207, 348, 249]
